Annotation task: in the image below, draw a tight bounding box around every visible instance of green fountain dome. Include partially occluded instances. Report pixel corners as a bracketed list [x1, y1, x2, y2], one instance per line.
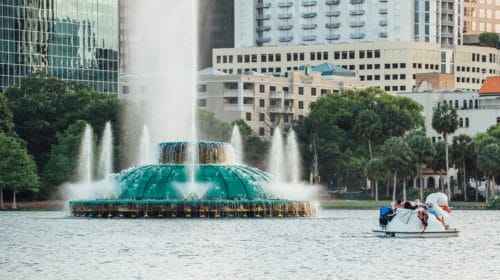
[115, 164, 272, 200]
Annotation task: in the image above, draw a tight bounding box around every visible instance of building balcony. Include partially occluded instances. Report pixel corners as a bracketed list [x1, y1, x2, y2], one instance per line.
[350, 33, 365, 39]
[257, 25, 272, 32]
[379, 8, 387, 14]
[256, 3, 271, 8]
[284, 92, 294, 99]
[278, 13, 293, 19]
[223, 104, 239, 111]
[256, 36, 271, 43]
[269, 106, 294, 114]
[256, 14, 271, 20]
[325, 22, 340, 28]
[350, 0, 364, 4]
[224, 90, 239, 97]
[301, 0, 317, 6]
[278, 1, 293, 7]
[379, 0, 388, 2]
[326, 0, 340, 4]
[379, 20, 388, 26]
[269, 91, 283, 99]
[197, 92, 207, 99]
[441, 19, 454, 26]
[242, 90, 255, 97]
[326, 34, 340, 40]
[302, 35, 317, 41]
[278, 36, 294, 42]
[325, 11, 341, 17]
[302, 12, 317, 18]
[301, 23, 317, 29]
[278, 24, 293, 30]
[349, 21, 365, 27]
[350, 10, 365, 16]
[379, 32, 388, 38]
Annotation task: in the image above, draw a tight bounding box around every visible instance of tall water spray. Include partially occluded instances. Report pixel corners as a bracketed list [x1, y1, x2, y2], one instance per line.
[230, 125, 243, 164]
[138, 124, 154, 165]
[78, 124, 94, 185]
[126, 0, 198, 143]
[98, 122, 113, 178]
[286, 129, 301, 184]
[268, 127, 285, 182]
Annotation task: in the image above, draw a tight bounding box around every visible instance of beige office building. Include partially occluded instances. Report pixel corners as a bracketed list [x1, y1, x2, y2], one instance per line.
[213, 41, 500, 93]
[197, 67, 366, 137]
[463, 0, 500, 34]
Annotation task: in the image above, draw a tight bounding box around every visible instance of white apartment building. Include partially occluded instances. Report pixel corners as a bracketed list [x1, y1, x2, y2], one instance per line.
[397, 89, 500, 142]
[196, 66, 366, 137]
[236, 0, 461, 48]
[213, 42, 500, 93]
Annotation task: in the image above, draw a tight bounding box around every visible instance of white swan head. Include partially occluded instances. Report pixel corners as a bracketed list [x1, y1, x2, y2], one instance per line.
[425, 192, 451, 214]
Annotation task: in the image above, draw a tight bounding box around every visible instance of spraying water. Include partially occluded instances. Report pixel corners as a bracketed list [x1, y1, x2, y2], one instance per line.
[78, 124, 94, 185]
[98, 121, 113, 179]
[138, 124, 154, 165]
[126, 0, 198, 144]
[230, 125, 243, 164]
[268, 127, 285, 182]
[286, 129, 301, 184]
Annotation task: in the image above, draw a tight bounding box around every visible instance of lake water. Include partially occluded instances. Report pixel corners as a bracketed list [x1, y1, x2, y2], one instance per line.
[0, 209, 498, 279]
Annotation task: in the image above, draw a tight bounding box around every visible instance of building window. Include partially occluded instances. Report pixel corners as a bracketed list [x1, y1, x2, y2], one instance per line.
[245, 55, 250, 63]
[276, 54, 281, 62]
[367, 50, 373, 58]
[359, 64, 365, 70]
[259, 113, 265, 122]
[497, 117, 500, 123]
[270, 86, 276, 92]
[334, 51, 340, 59]
[465, 118, 469, 127]
[299, 101, 304, 109]
[261, 54, 267, 62]
[299, 87, 304, 95]
[374, 50, 380, 58]
[259, 127, 265, 136]
[455, 100, 459, 109]
[122, 86, 130, 94]
[311, 88, 316, 96]
[284, 115, 289, 123]
[342, 51, 348, 59]
[237, 55, 243, 63]
[400, 63, 406, 68]
[260, 99, 265, 107]
[197, 99, 207, 107]
[359, 50, 365, 59]
[469, 100, 473, 109]
[259, 84, 265, 93]
[385, 63, 391, 69]
[459, 117, 463, 127]
[246, 112, 251, 121]
[385, 74, 390, 80]
[323, 52, 328, 60]
[349, 51, 355, 59]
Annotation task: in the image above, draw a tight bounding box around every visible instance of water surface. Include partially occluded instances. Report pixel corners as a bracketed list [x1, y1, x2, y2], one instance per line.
[1, 210, 498, 279]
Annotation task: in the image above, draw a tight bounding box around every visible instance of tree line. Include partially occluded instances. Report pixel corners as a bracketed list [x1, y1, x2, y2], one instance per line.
[293, 87, 500, 202]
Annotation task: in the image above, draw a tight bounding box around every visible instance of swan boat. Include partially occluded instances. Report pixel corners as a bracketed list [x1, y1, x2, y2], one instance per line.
[373, 192, 460, 238]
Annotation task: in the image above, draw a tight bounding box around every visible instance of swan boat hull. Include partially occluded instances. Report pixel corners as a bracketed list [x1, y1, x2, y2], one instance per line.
[372, 229, 461, 238]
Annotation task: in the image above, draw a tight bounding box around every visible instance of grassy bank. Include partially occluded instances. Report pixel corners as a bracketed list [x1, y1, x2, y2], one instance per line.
[320, 200, 485, 210]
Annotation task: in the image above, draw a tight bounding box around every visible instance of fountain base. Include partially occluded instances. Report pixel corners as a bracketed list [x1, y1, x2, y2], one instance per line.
[69, 199, 317, 218]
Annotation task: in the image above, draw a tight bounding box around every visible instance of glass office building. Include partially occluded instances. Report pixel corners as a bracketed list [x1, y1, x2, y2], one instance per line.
[0, 0, 118, 93]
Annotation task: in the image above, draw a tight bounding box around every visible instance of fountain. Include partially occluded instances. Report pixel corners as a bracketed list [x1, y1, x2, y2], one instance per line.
[78, 124, 94, 185]
[230, 125, 243, 165]
[68, 1, 317, 218]
[69, 141, 317, 218]
[98, 121, 113, 179]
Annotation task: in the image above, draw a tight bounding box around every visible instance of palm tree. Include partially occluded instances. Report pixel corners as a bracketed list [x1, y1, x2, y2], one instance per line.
[380, 137, 413, 201]
[451, 134, 474, 201]
[365, 157, 388, 201]
[406, 131, 435, 201]
[432, 103, 458, 199]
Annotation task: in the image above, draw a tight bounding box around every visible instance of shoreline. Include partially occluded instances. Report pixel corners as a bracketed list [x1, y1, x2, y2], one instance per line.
[0, 200, 487, 211]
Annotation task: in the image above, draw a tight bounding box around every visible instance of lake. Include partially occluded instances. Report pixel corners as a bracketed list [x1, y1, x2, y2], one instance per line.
[0, 209, 498, 279]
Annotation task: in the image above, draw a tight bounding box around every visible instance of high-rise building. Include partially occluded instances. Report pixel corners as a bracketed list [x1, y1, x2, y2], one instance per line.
[235, 0, 462, 48]
[463, 0, 500, 34]
[198, 0, 234, 69]
[0, 0, 119, 93]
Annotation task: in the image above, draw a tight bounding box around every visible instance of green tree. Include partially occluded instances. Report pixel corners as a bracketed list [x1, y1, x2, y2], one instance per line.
[365, 157, 388, 201]
[0, 132, 39, 209]
[197, 109, 232, 141]
[353, 109, 381, 159]
[432, 103, 458, 199]
[479, 32, 499, 47]
[41, 120, 88, 199]
[451, 134, 474, 201]
[0, 93, 16, 137]
[431, 141, 446, 191]
[406, 130, 435, 201]
[380, 137, 413, 201]
[477, 143, 500, 199]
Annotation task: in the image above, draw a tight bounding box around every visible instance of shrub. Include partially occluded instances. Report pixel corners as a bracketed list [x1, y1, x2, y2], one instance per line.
[485, 195, 500, 210]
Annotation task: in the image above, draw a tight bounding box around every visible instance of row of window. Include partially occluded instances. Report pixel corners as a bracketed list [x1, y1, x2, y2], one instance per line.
[360, 74, 406, 80]
[456, 66, 495, 74]
[438, 99, 480, 110]
[216, 49, 384, 64]
[456, 77, 485, 84]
